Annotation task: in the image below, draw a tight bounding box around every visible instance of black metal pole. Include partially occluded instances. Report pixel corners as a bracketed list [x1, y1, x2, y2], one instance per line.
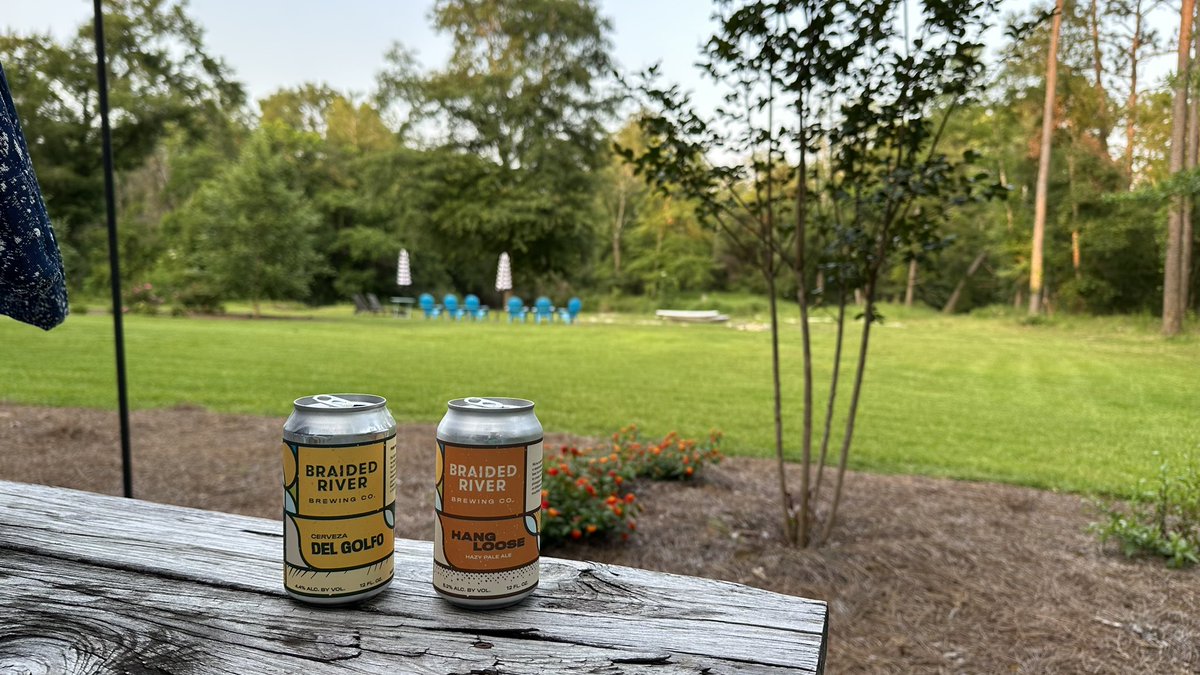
[93, 0, 133, 499]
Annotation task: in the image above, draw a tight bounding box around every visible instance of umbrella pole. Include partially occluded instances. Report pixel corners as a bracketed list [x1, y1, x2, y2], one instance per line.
[93, 0, 133, 499]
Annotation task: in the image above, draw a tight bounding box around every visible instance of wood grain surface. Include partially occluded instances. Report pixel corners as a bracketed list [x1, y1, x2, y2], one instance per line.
[0, 480, 827, 674]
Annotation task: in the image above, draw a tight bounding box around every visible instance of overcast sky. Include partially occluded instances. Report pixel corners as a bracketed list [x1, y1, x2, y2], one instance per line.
[2, 0, 1181, 121]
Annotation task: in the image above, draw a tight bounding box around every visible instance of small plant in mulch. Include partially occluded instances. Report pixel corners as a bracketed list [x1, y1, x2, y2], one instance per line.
[1091, 452, 1200, 569]
[540, 426, 723, 546]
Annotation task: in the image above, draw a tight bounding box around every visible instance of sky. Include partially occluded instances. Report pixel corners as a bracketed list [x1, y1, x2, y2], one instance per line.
[1, 0, 1181, 120]
[4, 0, 722, 110]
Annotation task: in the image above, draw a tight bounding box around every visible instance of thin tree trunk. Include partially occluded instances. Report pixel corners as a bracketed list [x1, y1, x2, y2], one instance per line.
[1090, 0, 1109, 152]
[1164, 0, 1195, 336]
[763, 77, 793, 546]
[794, 97, 812, 548]
[1000, 162, 1014, 232]
[1126, 0, 1143, 178]
[1068, 150, 1082, 279]
[1031, 0, 1066, 316]
[943, 251, 988, 314]
[811, 284, 846, 505]
[612, 182, 626, 278]
[1184, 2, 1200, 314]
[819, 273, 877, 546]
[904, 258, 917, 307]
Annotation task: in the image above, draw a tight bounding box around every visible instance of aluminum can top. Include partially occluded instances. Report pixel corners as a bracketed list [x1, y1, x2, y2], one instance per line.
[294, 393, 387, 412]
[446, 396, 533, 413]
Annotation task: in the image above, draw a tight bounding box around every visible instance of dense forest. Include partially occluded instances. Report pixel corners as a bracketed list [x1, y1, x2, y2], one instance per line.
[1, 0, 1195, 321]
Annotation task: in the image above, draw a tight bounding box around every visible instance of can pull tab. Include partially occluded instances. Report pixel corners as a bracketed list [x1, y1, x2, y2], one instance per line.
[312, 394, 370, 409]
[463, 397, 518, 409]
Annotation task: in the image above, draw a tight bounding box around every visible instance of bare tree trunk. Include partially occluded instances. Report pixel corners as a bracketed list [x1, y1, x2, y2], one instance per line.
[1126, 0, 1143, 179]
[1184, 2, 1200, 314]
[943, 251, 988, 314]
[612, 181, 626, 278]
[1164, 0, 1195, 336]
[1090, 0, 1109, 152]
[999, 162, 1014, 232]
[1068, 150, 1082, 279]
[819, 272, 878, 546]
[1031, 0, 1065, 315]
[904, 258, 917, 307]
[811, 284, 845, 505]
[763, 78, 794, 546]
[793, 98, 812, 548]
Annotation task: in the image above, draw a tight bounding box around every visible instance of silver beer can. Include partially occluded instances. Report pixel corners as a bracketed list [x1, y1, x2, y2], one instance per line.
[282, 394, 397, 604]
[434, 396, 543, 608]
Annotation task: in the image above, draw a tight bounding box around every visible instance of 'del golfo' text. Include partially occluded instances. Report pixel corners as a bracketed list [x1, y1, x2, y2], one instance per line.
[449, 463, 517, 491]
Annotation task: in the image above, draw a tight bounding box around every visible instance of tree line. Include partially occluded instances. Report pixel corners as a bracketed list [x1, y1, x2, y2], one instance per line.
[0, 0, 1195, 322]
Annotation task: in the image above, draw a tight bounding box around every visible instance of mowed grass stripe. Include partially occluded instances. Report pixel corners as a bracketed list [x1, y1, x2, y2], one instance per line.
[0, 310, 1196, 496]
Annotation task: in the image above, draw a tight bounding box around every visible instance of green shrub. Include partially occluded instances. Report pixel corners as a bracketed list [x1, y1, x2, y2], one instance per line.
[124, 282, 163, 315]
[1091, 452, 1200, 569]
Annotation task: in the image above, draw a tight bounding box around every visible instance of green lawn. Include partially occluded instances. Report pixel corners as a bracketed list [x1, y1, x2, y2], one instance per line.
[1, 305, 1196, 496]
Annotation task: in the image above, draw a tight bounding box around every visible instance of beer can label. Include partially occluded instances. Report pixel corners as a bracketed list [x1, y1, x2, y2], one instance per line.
[283, 436, 397, 599]
[433, 439, 543, 600]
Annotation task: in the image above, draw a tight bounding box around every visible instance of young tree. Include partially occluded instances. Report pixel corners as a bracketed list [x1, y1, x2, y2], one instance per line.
[165, 124, 324, 316]
[624, 0, 1003, 546]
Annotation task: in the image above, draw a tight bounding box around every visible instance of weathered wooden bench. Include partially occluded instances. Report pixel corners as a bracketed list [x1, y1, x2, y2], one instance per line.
[0, 480, 827, 673]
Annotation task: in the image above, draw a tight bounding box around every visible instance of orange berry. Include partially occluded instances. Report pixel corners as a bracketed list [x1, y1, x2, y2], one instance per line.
[571, 529, 582, 540]
[586, 485, 597, 496]
[586, 524, 598, 534]
[625, 493, 636, 504]
[547, 467, 558, 476]
[605, 495, 618, 505]
[541, 499, 550, 509]
[685, 466, 694, 476]
[613, 505, 622, 516]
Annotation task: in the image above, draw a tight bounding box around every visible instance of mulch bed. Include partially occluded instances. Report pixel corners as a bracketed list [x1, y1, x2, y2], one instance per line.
[1, 403, 1196, 673]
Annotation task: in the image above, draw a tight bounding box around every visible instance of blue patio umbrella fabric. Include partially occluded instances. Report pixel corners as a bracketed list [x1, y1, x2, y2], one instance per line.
[0, 63, 68, 330]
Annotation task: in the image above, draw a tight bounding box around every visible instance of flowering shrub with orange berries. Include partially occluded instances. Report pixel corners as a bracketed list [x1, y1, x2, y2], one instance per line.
[540, 426, 723, 546]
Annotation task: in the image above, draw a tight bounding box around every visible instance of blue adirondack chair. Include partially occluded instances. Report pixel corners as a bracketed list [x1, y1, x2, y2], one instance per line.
[558, 297, 582, 324]
[418, 293, 441, 319]
[533, 296, 555, 324]
[464, 294, 488, 321]
[507, 296, 527, 323]
[443, 294, 465, 320]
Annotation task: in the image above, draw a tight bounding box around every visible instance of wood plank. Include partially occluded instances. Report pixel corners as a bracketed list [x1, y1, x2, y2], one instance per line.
[0, 480, 827, 673]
